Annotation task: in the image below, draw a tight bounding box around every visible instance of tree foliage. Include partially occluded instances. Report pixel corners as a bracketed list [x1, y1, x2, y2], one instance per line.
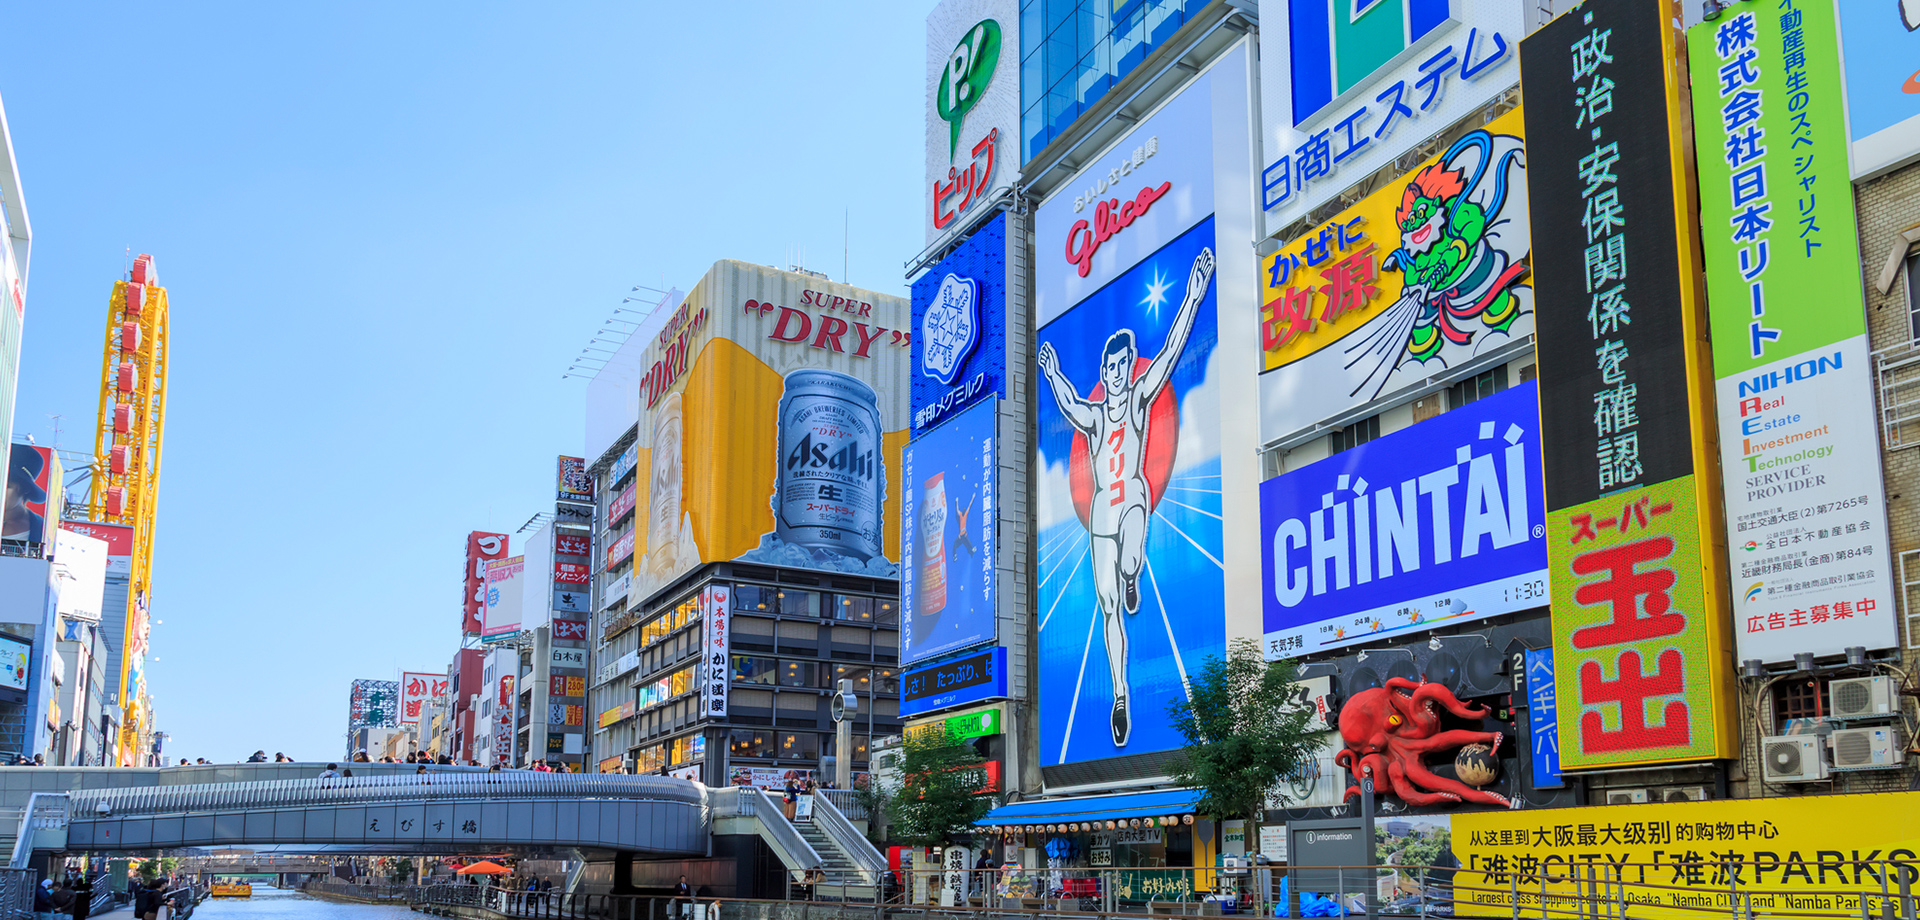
[1167, 638, 1320, 824]
[888, 727, 996, 846]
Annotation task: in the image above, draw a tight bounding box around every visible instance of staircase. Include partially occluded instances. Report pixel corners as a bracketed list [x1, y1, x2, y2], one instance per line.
[794, 815, 864, 883]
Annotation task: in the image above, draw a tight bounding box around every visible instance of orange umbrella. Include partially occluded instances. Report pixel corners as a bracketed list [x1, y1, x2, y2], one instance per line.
[456, 860, 512, 876]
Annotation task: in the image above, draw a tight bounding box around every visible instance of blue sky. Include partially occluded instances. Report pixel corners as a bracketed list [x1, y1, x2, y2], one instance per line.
[1, 3, 923, 763]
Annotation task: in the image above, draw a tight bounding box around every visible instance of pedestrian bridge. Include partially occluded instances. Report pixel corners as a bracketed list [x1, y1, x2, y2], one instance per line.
[24, 773, 706, 857]
[0, 764, 886, 899]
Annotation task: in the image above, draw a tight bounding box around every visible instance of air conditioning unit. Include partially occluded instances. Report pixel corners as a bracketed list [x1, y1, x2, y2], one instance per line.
[1604, 789, 1648, 805]
[1762, 734, 1829, 782]
[1829, 676, 1895, 720]
[1660, 786, 1712, 802]
[1829, 727, 1903, 771]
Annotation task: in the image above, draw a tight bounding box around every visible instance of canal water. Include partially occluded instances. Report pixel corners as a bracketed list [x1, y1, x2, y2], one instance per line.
[192, 887, 417, 920]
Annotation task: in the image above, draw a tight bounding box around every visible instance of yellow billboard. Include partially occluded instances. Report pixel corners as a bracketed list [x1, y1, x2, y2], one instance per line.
[625, 261, 911, 602]
[1256, 107, 1532, 441]
[1454, 793, 1920, 918]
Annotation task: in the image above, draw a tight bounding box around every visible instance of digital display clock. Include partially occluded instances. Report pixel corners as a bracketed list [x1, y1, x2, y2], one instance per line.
[900, 646, 1007, 717]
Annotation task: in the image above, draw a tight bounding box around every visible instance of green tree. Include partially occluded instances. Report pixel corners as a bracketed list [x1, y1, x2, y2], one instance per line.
[888, 727, 996, 847]
[1167, 638, 1319, 826]
[849, 774, 893, 846]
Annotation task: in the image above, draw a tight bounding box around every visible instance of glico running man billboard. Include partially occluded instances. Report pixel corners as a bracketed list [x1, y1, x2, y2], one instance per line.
[1261, 382, 1547, 657]
[625, 261, 911, 603]
[1033, 43, 1258, 770]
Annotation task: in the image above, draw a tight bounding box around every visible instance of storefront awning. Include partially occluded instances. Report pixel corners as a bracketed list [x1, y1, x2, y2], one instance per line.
[975, 788, 1202, 826]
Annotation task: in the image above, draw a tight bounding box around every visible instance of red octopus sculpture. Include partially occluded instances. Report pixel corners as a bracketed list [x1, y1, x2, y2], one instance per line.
[1332, 677, 1512, 807]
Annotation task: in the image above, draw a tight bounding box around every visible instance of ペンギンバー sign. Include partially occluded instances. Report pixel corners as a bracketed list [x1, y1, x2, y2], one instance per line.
[1522, 0, 1737, 770]
[1687, 0, 1897, 663]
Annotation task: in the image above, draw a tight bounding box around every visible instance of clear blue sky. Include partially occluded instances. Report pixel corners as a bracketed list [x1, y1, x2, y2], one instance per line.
[1, 2, 925, 763]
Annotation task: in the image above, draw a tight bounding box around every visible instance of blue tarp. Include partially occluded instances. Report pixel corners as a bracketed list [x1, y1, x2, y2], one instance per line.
[974, 788, 1204, 826]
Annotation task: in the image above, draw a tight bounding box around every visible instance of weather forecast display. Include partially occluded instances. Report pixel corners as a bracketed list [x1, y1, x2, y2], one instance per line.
[1034, 215, 1225, 765]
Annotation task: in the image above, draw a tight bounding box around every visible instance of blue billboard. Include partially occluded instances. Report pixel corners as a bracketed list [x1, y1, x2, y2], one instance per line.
[1035, 216, 1223, 766]
[1524, 646, 1562, 789]
[911, 214, 1006, 438]
[901, 646, 1008, 718]
[1260, 382, 1548, 657]
[901, 398, 997, 666]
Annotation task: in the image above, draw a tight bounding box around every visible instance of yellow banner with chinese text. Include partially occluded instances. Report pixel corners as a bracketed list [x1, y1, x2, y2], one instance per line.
[1453, 793, 1920, 920]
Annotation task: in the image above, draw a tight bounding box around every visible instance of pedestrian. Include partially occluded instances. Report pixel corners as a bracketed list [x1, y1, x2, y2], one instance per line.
[35, 877, 52, 920]
[341, 769, 354, 779]
[782, 778, 798, 820]
[672, 875, 691, 919]
[318, 763, 340, 779]
[352, 751, 370, 763]
[274, 752, 290, 762]
[67, 868, 89, 920]
[246, 750, 267, 763]
[48, 882, 72, 918]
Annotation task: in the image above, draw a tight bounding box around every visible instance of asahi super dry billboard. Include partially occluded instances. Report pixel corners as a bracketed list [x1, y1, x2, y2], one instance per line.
[624, 262, 910, 605]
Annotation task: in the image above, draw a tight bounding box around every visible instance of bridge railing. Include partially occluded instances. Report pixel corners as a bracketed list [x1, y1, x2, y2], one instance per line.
[805, 794, 885, 885]
[707, 786, 824, 879]
[70, 772, 704, 817]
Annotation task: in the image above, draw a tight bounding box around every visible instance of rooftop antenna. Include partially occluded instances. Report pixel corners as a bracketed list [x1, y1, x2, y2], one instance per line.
[46, 414, 60, 450]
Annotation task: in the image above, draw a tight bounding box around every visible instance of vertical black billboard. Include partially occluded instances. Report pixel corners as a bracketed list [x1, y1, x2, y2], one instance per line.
[1522, 0, 1697, 511]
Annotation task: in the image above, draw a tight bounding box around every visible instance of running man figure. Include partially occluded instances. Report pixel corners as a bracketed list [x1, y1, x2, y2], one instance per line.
[1036, 247, 1213, 747]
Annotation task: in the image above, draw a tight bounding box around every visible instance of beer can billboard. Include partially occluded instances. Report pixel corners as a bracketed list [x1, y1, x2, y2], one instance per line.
[902, 398, 997, 666]
[1688, 1, 1898, 662]
[1032, 45, 1260, 770]
[1522, 0, 1738, 769]
[625, 261, 910, 605]
[1257, 107, 1533, 446]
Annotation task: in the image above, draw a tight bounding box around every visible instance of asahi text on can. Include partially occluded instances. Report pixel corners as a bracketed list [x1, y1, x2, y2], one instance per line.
[774, 369, 886, 561]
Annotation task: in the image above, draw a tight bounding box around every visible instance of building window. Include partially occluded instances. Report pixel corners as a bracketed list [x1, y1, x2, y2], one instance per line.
[1908, 251, 1920, 340]
[1329, 415, 1379, 454]
[1772, 676, 1829, 729]
[829, 595, 894, 622]
[832, 665, 899, 695]
[1448, 368, 1509, 408]
[733, 585, 819, 617]
[825, 733, 870, 765]
[732, 656, 778, 686]
[779, 731, 819, 761]
[778, 660, 818, 689]
[729, 730, 773, 759]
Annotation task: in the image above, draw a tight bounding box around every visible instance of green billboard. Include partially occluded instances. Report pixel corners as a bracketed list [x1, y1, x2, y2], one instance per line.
[1689, 0, 1864, 375]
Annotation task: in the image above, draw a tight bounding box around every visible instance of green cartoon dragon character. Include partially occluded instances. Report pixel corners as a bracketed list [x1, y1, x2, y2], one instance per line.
[1344, 129, 1530, 396]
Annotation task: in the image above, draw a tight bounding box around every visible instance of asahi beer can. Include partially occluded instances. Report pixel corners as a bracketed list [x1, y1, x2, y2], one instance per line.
[775, 369, 886, 561]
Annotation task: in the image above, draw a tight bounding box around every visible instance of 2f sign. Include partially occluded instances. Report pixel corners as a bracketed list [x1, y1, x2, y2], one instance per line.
[938, 19, 1001, 160]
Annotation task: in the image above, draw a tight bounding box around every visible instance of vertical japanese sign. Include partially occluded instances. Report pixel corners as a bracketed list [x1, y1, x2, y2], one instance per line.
[1522, 647, 1561, 789]
[700, 585, 731, 718]
[925, 0, 1017, 244]
[398, 672, 447, 727]
[462, 532, 508, 636]
[1688, 1, 1898, 662]
[1522, 0, 1737, 769]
